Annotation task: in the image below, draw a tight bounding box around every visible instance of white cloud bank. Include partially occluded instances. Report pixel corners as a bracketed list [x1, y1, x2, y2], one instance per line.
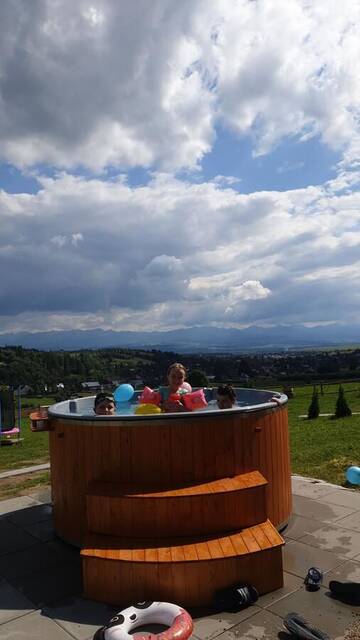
[0, 0, 359, 171]
[0, 0, 360, 333]
[0, 171, 359, 332]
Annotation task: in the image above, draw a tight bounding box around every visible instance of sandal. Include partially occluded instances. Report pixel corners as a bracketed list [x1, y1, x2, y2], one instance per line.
[329, 580, 360, 605]
[283, 613, 330, 640]
[214, 583, 259, 612]
[304, 567, 323, 591]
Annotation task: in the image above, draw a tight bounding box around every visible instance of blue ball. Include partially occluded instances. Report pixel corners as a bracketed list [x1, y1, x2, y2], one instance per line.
[345, 466, 360, 485]
[114, 384, 134, 403]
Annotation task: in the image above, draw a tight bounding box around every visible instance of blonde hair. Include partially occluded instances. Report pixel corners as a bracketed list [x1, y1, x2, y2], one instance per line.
[167, 362, 187, 377]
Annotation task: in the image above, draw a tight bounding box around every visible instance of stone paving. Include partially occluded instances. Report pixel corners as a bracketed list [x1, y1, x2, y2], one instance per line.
[0, 476, 360, 639]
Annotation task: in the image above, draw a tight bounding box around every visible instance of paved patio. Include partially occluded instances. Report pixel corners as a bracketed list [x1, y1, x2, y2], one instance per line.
[0, 476, 360, 639]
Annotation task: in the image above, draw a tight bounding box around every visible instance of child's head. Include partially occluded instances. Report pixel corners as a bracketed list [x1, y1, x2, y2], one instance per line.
[94, 392, 116, 415]
[216, 384, 236, 409]
[167, 362, 187, 390]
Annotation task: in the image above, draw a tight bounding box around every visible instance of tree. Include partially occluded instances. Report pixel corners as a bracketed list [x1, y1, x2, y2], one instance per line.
[188, 369, 209, 388]
[308, 388, 320, 419]
[335, 385, 352, 418]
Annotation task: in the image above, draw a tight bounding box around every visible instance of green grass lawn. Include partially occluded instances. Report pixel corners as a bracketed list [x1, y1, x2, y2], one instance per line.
[1, 385, 360, 489]
[0, 396, 54, 472]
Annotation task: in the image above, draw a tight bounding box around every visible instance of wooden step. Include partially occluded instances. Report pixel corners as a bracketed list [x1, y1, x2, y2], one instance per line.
[86, 471, 268, 537]
[81, 520, 284, 607]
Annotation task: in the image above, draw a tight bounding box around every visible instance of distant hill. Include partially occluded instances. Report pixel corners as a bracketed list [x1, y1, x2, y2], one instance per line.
[0, 324, 359, 352]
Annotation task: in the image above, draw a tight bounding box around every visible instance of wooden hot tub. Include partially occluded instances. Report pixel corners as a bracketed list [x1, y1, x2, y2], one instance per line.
[45, 389, 291, 606]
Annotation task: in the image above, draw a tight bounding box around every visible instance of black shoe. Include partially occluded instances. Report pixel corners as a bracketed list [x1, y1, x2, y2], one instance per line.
[214, 583, 259, 612]
[304, 567, 323, 591]
[329, 580, 360, 605]
[283, 613, 330, 640]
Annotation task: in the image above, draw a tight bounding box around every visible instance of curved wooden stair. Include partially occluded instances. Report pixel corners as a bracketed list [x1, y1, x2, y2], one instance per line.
[81, 468, 284, 606]
[81, 520, 283, 607]
[86, 471, 268, 537]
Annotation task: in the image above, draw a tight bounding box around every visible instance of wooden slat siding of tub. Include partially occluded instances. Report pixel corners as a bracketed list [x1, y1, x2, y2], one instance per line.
[50, 405, 291, 544]
[86, 471, 268, 538]
[81, 522, 284, 607]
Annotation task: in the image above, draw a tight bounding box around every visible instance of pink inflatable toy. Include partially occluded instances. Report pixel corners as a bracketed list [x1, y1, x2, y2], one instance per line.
[181, 382, 192, 392]
[182, 389, 208, 411]
[139, 386, 161, 406]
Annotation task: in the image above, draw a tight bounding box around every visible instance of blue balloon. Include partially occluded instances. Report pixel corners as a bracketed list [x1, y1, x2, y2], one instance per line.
[114, 384, 134, 403]
[345, 466, 360, 485]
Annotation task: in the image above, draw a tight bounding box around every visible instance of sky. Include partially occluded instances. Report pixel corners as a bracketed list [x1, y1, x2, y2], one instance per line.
[0, 0, 360, 335]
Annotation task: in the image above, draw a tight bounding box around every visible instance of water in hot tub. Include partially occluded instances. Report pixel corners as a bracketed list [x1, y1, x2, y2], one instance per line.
[86, 398, 250, 416]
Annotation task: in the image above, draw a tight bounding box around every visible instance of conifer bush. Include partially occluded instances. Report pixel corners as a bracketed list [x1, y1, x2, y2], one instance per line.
[334, 385, 352, 418]
[308, 388, 320, 419]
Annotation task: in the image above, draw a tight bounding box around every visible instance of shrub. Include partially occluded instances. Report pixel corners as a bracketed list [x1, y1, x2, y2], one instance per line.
[334, 385, 352, 418]
[308, 388, 320, 419]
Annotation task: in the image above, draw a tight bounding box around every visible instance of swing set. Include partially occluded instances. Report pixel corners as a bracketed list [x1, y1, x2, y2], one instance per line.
[0, 388, 22, 445]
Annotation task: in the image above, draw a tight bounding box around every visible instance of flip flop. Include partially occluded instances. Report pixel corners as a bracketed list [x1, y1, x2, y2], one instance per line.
[283, 613, 330, 640]
[329, 580, 360, 605]
[214, 583, 259, 612]
[304, 567, 323, 591]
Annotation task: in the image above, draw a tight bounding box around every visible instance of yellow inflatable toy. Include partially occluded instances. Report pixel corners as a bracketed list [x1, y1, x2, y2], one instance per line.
[134, 403, 162, 415]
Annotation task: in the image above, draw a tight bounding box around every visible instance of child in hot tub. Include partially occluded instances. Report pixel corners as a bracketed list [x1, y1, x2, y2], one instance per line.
[94, 392, 116, 415]
[216, 384, 237, 409]
[159, 362, 189, 413]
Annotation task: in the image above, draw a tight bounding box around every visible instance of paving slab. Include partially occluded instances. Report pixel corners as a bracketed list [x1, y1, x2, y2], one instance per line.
[268, 585, 358, 640]
[6, 502, 52, 526]
[0, 578, 35, 625]
[213, 609, 284, 640]
[43, 596, 118, 640]
[300, 523, 360, 559]
[0, 495, 40, 517]
[192, 605, 261, 640]
[283, 539, 345, 577]
[7, 560, 83, 607]
[0, 519, 38, 556]
[284, 514, 326, 540]
[322, 488, 360, 509]
[257, 571, 303, 609]
[324, 558, 360, 586]
[292, 493, 358, 522]
[334, 510, 360, 533]
[291, 477, 336, 500]
[0, 609, 75, 639]
[0, 541, 67, 580]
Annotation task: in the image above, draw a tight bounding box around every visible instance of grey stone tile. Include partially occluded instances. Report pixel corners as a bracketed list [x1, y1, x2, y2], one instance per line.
[284, 514, 325, 541]
[7, 561, 83, 607]
[300, 523, 360, 558]
[283, 539, 344, 578]
[324, 559, 360, 586]
[22, 517, 56, 542]
[43, 597, 118, 640]
[268, 585, 357, 640]
[291, 478, 335, 500]
[0, 541, 66, 580]
[322, 489, 360, 510]
[6, 502, 52, 526]
[213, 609, 284, 640]
[192, 605, 261, 640]
[0, 578, 35, 624]
[46, 538, 82, 566]
[0, 495, 40, 517]
[292, 494, 357, 522]
[0, 519, 38, 556]
[334, 510, 360, 533]
[257, 572, 303, 609]
[0, 609, 75, 639]
[28, 485, 52, 504]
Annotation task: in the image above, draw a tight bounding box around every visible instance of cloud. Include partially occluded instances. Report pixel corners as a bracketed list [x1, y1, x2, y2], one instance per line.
[0, 1, 359, 171]
[0, 171, 359, 332]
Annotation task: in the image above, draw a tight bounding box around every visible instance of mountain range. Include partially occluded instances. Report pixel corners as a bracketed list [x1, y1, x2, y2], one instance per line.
[0, 324, 359, 352]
